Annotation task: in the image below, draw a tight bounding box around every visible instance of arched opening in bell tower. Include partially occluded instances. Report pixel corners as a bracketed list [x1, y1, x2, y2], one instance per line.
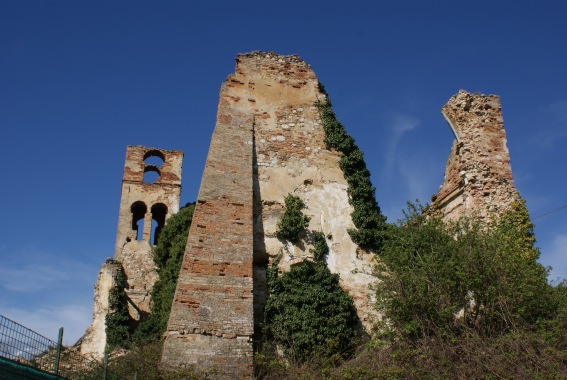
[151, 203, 168, 245]
[131, 201, 147, 241]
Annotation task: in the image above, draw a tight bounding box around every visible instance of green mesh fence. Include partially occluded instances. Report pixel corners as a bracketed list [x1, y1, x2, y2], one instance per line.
[0, 314, 121, 380]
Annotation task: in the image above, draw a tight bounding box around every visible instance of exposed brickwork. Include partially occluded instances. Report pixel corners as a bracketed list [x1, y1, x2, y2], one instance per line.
[433, 90, 519, 222]
[162, 52, 379, 378]
[162, 103, 254, 378]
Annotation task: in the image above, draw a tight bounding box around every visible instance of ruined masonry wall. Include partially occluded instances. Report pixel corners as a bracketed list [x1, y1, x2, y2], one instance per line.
[162, 103, 255, 378]
[114, 146, 182, 319]
[78, 263, 120, 359]
[435, 90, 519, 221]
[79, 146, 182, 360]
[163, 52, 379, 378]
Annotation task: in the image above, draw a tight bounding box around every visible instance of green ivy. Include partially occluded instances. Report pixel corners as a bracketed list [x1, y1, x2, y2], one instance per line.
[316, 87, 387, 252]
[106, 263, 132, 349]
[275, 194, 310, 243]
[264, 260, 359, 362]
[132, 203, 195, 344]
[310, 231, 329, 261]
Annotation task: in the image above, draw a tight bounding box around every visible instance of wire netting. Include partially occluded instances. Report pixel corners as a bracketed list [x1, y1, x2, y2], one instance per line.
[0, 314, 122, 379]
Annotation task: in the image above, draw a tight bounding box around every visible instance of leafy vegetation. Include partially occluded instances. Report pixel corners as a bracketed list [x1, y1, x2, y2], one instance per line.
[316, 85, 387, 251]
[107, 341, 208, 380]
[132, 203, 195, 344]
[264, 259, 359, 363]
[257, 201, 567, 379]
[310, 231, 329, 261]
[374, 201, 558, 340]
[105, 263, 132, 349]
[275, 194, 310, 243]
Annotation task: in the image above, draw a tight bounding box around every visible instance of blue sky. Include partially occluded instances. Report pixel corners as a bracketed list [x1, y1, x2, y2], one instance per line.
[1, 1, 566, 344]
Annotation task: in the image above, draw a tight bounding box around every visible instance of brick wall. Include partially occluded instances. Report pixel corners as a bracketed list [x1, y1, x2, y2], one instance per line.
[162, 104, 254, 378]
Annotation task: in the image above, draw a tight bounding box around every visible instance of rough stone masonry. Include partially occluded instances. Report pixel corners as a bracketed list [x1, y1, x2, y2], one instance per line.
[433, 90, 519, 222]
[162, 54, 520, 378]
[162, 52, 379, 378]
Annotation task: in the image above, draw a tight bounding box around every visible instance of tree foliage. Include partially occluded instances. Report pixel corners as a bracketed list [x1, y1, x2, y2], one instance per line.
[264, 259, 359, 362]
[275, 194, 310, 243]
[375, 201, 560, 341]
[106, 263, 132, 349]
[133, 203, 195, 344]
[310, 231, 329, 261]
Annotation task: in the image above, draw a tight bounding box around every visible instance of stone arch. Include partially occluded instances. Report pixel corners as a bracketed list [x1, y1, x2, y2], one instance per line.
[130, 201, 147, 241]
[143, 165, 161, 184]
[151, 203, 168, 245]
[143, 150, 165, 167]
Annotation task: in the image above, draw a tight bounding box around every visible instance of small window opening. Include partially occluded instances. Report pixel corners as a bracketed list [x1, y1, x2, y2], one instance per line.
[151, 203, 168, 245]
[143, 166, 161, 184]
[143, 150, 165, 167]
[131, 201, 147, 241]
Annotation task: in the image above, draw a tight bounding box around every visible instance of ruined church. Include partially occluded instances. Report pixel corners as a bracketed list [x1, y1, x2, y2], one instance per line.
[79, 52, 518, 379]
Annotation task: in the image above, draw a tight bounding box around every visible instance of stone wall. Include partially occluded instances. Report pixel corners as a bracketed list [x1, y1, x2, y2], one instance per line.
[77, 261, 120, 359]
[433, 90, 519, 221]
[162, 52, 379, 378]
[113, 146, 182, 320]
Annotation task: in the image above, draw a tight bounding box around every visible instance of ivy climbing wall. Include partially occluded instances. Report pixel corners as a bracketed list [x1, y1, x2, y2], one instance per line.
[162, 52, 381, 378]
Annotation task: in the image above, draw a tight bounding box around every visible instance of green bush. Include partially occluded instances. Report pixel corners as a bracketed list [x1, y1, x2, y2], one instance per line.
[107, 341, 207, 380]
[264, 259, 359, 362]
[275, 194, 310, 243]
[310, 231, 329, 261]
[374, 201, 559, 340]
[106, 263, 132, 349]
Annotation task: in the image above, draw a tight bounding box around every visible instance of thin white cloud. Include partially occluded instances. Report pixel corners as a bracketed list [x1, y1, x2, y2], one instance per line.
[385, 114, 419, 175]
[2, 304, 93, 346]
[0, 247, 93, 292]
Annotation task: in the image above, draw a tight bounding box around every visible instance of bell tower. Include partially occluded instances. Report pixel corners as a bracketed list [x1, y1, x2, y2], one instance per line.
[113, 145, 183, 318]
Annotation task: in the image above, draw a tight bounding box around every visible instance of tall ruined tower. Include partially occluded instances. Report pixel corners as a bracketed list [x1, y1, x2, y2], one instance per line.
[162, 52, 378, 378]
[113, 146, 183, 316]
[433, 90, 519, 221]
[79, 145, 182, 359]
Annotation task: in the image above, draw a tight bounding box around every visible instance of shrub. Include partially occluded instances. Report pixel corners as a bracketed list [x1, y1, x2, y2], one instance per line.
[275, 194, 310, 243]
[264, 260, 359, 362]
[310, 231, 329, 261]
[374, 201, 559, 341]
[105, 264, 132, 349]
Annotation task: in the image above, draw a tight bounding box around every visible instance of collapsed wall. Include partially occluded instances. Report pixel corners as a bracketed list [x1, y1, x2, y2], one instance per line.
[163, 52, 379, 378]
[433, 90, 519, 222]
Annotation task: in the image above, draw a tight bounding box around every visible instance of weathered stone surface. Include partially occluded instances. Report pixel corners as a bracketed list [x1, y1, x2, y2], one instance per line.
[77, 262, 120, 359]
[79, 146, 182, 359]
[162, 52, 378, 378]
[433, 90, 519, 222]
[162, 96, 255, 378]
[113, 146, 182, 319]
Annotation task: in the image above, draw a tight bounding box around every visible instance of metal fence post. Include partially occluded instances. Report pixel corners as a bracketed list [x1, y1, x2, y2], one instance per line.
[103, 348, 108, 380]
[53, 327, 63, 375]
